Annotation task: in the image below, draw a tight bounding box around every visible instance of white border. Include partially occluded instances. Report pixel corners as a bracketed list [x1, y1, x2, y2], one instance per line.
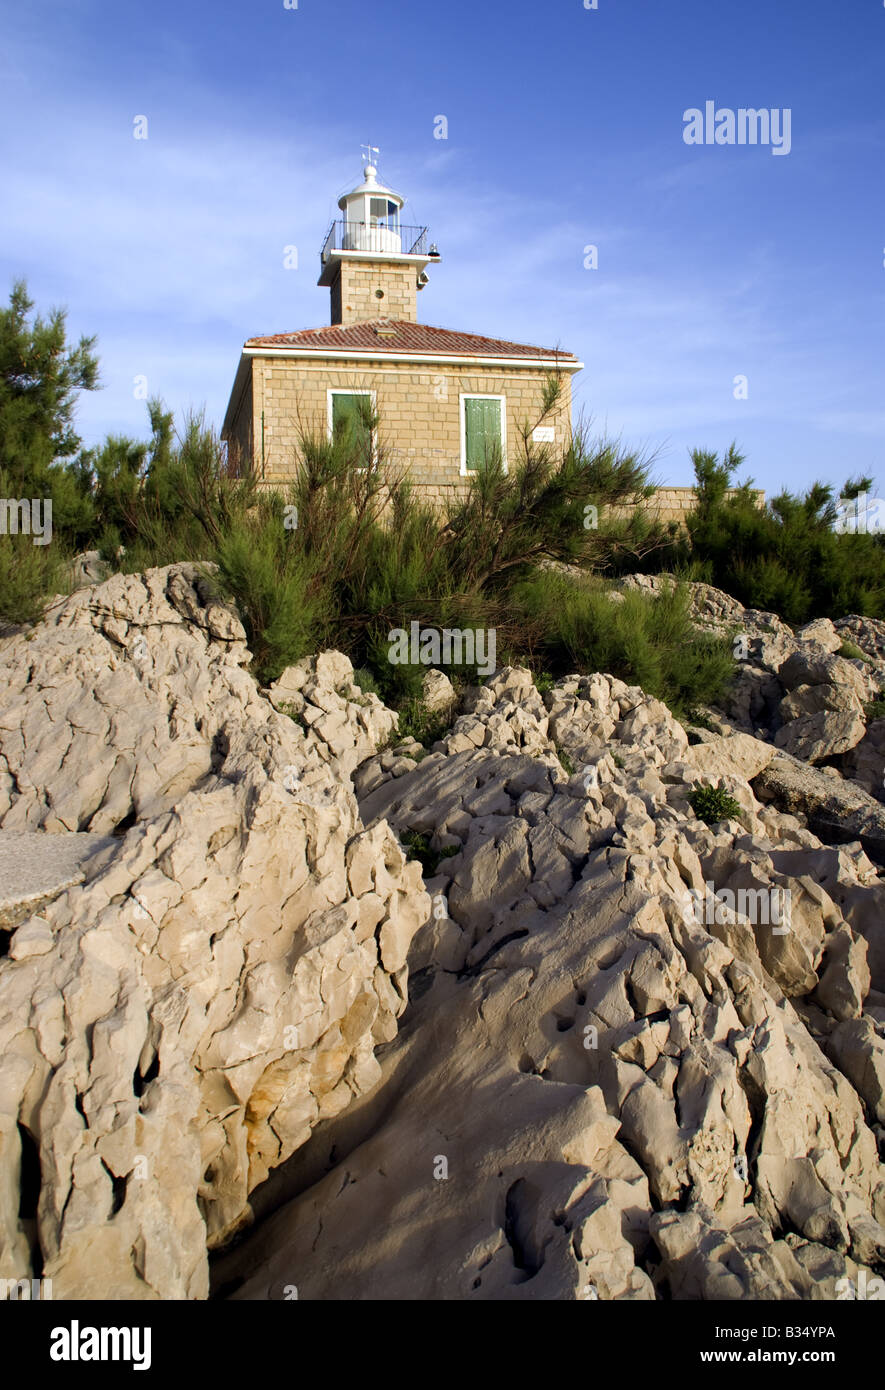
[459, 393, 507, 476]
[246, 345, 582, 371]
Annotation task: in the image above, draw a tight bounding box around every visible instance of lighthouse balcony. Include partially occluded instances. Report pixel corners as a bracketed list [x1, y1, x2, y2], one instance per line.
[321, 220, 430, 261]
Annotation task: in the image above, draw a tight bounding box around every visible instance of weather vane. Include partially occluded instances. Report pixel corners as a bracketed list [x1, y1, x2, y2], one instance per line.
[361, 143, 380, 169]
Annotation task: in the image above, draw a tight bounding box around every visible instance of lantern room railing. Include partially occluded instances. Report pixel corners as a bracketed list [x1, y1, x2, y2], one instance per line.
[320, 221, 431, 261]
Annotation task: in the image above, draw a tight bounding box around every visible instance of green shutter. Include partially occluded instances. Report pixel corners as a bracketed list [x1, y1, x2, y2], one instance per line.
[464, 397, 502, 471]
[332, 393, 372, 453]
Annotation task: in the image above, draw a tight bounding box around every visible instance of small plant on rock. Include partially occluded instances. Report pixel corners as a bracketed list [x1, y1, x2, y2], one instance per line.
[863, 692, 885, 722]
[688, 707, 718, 733]
[555, 745, 576, 776]
[277, 701, 308, 732]
[396, 698, 450, 748]
[400, 830, 459, 878]
[688, 782, 743, 825]
[839, 640, 872, 664]
[352, 667, 382, 699]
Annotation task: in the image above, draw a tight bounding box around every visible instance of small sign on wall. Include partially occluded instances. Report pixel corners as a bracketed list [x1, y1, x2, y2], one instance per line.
[532, 426, 555, 442]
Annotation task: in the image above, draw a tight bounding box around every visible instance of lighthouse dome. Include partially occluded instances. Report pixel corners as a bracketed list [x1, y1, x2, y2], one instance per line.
[337, 158, 404, 253]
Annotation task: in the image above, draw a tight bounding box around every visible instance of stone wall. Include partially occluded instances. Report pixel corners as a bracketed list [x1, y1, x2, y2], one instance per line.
[230, 359, 763, 519]
[643, 486, 766, 526]
[332, 261, 418, 326]
[247, 354, 575, 494]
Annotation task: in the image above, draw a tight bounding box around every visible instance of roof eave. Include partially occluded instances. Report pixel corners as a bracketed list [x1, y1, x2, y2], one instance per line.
[221, 353, 252, 438]
[242, 344, 582, 371]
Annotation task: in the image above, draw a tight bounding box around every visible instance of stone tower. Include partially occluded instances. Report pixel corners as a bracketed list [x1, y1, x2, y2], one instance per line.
[317, 155, 439, 326]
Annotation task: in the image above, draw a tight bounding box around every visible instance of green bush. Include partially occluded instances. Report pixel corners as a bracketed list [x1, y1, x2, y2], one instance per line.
[863, 694, 885, 722]
[556, 746, 576, 776]
[352, 667, 382, 699]
[0, 534, 70, 626]
[688, 783, 743, 825]
[508, 572, 734, 718]
[212, 527, 323, 687]
[679, 447, 885, 624]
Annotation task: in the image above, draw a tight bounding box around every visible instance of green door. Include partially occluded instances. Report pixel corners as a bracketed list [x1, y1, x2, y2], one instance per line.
[464, 397, 502, 471]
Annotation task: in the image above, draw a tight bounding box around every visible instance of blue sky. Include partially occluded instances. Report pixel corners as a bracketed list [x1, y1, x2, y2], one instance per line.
[1, 0, 883, 493]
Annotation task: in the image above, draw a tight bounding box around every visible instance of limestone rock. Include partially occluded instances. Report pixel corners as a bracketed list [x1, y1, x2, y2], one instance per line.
[779, 650, 873, 704]
[0, 829, 115, 929]
[214, 664, 885, 1302]
[826, 1019, 885, 1126]
[753, 752, 885, 869]
[0, 565, 428, 1298]
[779, 682, 864, 722]
[795, 618, 843, 654]
[5, 575, 885, 1304]
[421, 668, 458, 720]
[775, 709, 867, 763]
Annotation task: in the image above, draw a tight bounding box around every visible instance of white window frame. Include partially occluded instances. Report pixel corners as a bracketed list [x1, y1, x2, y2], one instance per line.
[327, 388, 378, 467]
[459, 393, 507, 476]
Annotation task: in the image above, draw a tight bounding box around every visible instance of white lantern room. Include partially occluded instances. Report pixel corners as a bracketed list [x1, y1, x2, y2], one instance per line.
[338, 161, 404, 253]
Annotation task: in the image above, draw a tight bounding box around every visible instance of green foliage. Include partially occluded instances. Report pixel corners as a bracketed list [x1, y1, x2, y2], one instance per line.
[399, 830, 459, 878]
[394, 698, 451, 748]
[352, 667, 382, 699]
[679, 447, 885, 624]
[863, 694, 885, 722]
[0, 535, 69, 626]
[276, 702, 308, 731]
[688, 783, 743, 825]
[556, 746, 576, 776]
[509, 571, 734, 718]
[687, 707, 719, 733]
[440, 419, 668, 591]
[0, 280, 101, 619]
[838, 640, 871, 663]
[212, 528, 322, 687]
[0, 280, 99, 482]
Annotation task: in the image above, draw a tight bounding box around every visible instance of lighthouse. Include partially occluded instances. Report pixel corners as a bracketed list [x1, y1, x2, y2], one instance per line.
[223, 149, 581, 495]
[318, 152, 439, 326]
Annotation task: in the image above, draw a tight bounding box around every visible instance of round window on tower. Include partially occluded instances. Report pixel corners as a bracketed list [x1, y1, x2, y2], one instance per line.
[375, 289, 384, 299]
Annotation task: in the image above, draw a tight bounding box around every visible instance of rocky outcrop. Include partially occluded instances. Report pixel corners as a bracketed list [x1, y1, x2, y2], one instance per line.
[621, 576, 885, 852]
[3, 565, 884, 1303]
[215, 667, 885, 1302]
[0, 829, 115, 930]
[752, 752, 885, 877]
[0, 565, 428, 1298]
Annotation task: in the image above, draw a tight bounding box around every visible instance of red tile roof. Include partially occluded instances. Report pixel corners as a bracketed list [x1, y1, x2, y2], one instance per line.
[244, 319, 577, 361]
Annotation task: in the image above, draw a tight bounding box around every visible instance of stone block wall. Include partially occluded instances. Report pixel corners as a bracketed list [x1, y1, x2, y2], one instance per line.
[645, 487, 766, 525]
[247, 354, 575, 488]
[332, 262, 418, 325]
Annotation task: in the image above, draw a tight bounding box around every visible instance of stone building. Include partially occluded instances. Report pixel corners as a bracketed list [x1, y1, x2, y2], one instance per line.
[222, 157, 582, 503]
